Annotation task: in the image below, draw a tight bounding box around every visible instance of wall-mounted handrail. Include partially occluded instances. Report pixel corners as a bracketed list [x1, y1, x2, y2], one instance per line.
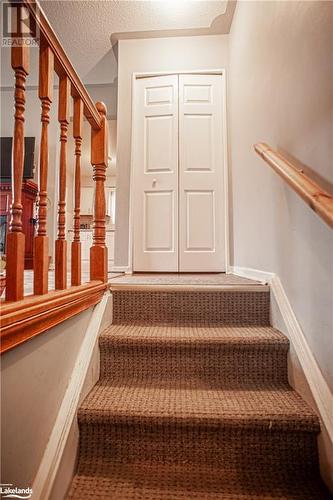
[254, 143, 333, 230]
[21, 0, 102, 130]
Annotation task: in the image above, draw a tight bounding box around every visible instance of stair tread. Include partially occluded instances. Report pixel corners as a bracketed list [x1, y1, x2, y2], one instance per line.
[109, 272, 263, 286]
[68, 462, 331, 499]
[79, 382, 319, 431]
[100, 323, 289, 346]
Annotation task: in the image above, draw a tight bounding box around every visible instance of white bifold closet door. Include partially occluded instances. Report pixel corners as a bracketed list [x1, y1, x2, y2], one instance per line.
[133, 73, 225, 272]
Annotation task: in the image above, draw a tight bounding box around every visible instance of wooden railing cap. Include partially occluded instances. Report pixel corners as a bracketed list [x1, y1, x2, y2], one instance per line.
[254, 143, 270, 155]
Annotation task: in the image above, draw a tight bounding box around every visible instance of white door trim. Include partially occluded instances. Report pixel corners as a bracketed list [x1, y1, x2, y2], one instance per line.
[128, 68, 230, 274]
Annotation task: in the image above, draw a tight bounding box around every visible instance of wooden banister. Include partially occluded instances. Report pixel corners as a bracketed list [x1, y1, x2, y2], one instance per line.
[22, 0, 102, 130]
[254, 143, 333, 230]
[2, 0, 109, 353]
[0, 281, 107, 353]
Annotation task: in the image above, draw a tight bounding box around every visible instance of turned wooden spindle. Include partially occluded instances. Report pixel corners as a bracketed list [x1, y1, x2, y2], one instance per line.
[90, 102, 108, 282]
[34, 43, 53, 295]
[55, 75, 70, 290]
[71, 97, 83, 286]
[6, 41, 29, 301]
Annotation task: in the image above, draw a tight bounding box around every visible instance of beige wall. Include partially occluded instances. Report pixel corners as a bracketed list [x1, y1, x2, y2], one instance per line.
[229, 1, 333, 387]
[114, 34, 229, 266]
[1, 307, 95, 488]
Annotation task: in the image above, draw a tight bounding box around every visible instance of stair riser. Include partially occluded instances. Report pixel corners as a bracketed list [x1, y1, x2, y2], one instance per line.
[78, 422, 319, 475]
[112, 291, 270, 325]
[70, 462, 330, 500]
[100, 345, 289, 386]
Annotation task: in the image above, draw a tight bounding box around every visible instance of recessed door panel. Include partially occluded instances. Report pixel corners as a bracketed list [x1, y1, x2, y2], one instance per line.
[186, 190, 215, 251]
[144, 191, 174, 251]
[145, 85, 173, 106]
[183, 114, 213, 171]
[145, 115, 174, 173]
[184, 84, 212, 103]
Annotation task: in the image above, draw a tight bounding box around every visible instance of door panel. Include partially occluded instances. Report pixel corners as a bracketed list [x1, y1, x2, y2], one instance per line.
[145, 115, 175, 173]
[133, 75, 179, 271]
[179, 74, 225, 271]
[185, 190, 215, 251]
[183, 114, 213, 171]
[144, 191, 175, 252]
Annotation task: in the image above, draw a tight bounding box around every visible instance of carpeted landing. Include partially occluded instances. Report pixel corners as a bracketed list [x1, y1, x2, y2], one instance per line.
[67, 287, 331, 499]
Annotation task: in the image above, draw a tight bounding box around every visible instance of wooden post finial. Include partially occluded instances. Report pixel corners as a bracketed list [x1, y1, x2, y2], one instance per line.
[96, 101, 107, 116]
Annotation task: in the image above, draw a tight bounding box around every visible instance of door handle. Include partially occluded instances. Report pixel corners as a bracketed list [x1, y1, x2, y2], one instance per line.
[152, 178, 157, 187]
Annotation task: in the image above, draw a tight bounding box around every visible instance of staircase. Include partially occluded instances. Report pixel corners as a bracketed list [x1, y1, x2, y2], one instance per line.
[68, 280, 330, 499]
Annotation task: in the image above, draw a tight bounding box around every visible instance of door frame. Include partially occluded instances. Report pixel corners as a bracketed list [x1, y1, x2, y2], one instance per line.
[128, 69, 230, 274]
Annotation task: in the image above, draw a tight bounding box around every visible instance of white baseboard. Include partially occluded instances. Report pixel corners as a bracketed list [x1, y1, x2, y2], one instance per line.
[270, 275, 333, 444]
[31, 293, 109, 500]
[230, 265, 332, 444]
[229, 265, 275, 284]
[110, 265, 130, 273]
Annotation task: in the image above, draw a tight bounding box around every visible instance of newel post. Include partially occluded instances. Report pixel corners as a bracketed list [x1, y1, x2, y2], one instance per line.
[90, 102, 108, 282]
[6, 18, 29, 301]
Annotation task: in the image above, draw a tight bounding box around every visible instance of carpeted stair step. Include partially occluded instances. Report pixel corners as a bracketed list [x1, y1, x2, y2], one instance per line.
[69, 461, 331, 500]
[77, 383, 320, 474]
[99, 324, 289, 387]
[111, 288, 270, 325]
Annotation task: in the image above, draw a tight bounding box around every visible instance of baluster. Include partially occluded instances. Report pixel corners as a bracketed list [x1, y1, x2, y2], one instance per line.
[6, 39, 29, 301]
[71, 97, 83, 286]
[55, 75, 70, 290]
[90, 102, 108, 282]
[34, 42, 53, 295]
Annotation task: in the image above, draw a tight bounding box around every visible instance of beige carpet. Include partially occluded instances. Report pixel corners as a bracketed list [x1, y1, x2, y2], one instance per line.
[67, 287, 331, 499]
[109, 272, 262, 286]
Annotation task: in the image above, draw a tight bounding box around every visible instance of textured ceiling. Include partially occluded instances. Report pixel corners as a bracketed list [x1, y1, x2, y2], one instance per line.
[1, 1, 235, 87]
[39, 0, 233, 84]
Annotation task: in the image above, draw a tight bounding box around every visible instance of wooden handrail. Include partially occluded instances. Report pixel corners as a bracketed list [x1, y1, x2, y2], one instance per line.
[0, 281, 107, 353]
[254, 143, 333, 230]
[21, 0, 102, 130]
